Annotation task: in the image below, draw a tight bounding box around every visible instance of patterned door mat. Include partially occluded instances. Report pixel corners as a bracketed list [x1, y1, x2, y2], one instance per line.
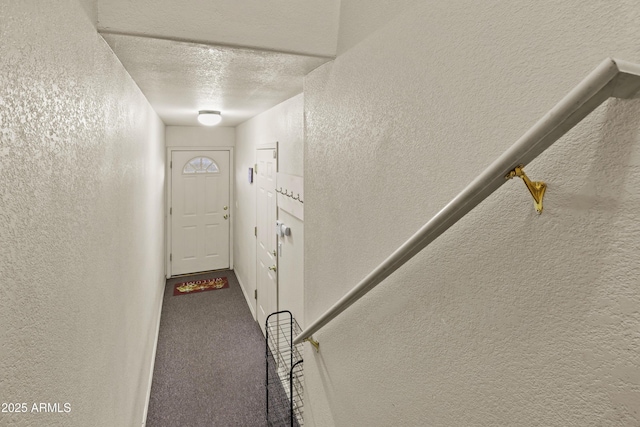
[173, 277, 229, 296]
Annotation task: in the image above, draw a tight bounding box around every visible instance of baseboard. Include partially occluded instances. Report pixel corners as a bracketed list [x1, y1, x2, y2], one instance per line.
[235, 270, 256, 321]
[141, 277, 165, 426]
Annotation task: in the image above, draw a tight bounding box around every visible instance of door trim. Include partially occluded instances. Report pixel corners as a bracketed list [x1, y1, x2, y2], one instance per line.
[254, 141, 278, 323]
[166, 146, 235, 278]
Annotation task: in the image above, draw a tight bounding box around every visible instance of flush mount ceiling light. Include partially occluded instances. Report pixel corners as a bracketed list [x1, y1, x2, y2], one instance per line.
[197, 110, 222, 126]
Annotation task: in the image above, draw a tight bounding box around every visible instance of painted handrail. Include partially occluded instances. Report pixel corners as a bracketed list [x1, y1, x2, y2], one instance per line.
[294, 58, 640, 346]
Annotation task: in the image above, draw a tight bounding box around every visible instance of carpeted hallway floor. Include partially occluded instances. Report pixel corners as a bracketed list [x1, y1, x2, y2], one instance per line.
[146, 270, 267, 427]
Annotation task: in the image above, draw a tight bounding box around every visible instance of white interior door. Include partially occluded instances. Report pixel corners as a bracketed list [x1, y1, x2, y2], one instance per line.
[171, 150, 230, 276]
[256, 147, 278, 335]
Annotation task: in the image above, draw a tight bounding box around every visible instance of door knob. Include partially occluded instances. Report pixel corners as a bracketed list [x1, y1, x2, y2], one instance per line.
[268, 265, 277, 272]
[224, 214, 229, 219]
[223, 206, 228, 210]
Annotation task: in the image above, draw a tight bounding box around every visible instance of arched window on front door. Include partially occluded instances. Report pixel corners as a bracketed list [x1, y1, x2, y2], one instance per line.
[182, 156, 220, 174]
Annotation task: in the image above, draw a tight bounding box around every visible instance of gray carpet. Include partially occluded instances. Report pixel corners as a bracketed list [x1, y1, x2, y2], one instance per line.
[146, 270, 268, 427]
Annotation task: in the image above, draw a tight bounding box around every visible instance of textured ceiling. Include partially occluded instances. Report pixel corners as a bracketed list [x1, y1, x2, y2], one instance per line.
[101, 33, 331, 126]
[97, 0, 340, 57]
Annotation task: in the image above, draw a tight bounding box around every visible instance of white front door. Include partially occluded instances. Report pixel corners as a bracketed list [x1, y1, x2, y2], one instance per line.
[256, 147, 278, 335]
[171, 150, 230, 276]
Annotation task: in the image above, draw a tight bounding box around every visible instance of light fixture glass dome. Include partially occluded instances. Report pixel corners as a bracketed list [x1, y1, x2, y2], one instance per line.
[197, 110, 222, 126]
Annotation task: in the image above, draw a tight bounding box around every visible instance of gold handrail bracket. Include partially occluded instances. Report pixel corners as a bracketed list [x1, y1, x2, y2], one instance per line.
[506, 165, 546, 214]
[304, 337, 320, 352]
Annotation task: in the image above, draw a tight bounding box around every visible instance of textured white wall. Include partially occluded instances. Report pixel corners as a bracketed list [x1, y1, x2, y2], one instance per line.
[77, 0, 97, 25]
[0, 1, 165, 426]
[234, 94, 305, 323]
[97, 0, 340, 57]
[336, 0, 417, 56]
[166, 126, 235, 148]
[304, 1, 640, 426]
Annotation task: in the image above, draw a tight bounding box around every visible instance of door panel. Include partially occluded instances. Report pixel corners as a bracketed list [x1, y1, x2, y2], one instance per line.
[171, 150, 230, 276]
[256, 148, 278, 335]
[204, 224, 219, 256]
[182, 177, 197, 215]
[204, 176, 219, 213]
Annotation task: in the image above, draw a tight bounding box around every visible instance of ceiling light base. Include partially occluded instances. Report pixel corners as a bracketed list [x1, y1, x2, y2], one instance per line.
[197, 110, 222, 126]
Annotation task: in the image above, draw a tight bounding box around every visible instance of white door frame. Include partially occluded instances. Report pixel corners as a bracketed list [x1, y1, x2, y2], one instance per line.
[254, 141, 278, 322]
[166, 146, 234, 278]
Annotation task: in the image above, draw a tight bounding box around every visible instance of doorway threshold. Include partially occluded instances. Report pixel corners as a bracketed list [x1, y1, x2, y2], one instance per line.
[170, 268, 230, 279]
